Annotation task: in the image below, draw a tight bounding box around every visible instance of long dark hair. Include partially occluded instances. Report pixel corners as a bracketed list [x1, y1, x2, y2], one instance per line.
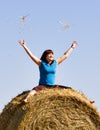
[40, 49, 54, 63]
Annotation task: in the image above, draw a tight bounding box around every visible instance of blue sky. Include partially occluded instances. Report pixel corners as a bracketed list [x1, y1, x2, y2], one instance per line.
[0, 0, 100, 112]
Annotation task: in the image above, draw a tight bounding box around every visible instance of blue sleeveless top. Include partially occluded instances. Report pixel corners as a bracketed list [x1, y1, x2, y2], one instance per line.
[39, 60, 57, 86]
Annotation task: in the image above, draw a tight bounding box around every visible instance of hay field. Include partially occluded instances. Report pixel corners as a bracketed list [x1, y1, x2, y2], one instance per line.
[0, 86, 100, 130]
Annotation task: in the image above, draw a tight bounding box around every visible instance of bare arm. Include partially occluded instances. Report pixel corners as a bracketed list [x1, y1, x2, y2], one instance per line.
[18, 40, 41, 66]
[56, 41, 77, 65]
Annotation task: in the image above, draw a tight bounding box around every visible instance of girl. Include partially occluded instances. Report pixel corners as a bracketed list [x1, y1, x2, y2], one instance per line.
[19, 40, 77, 103]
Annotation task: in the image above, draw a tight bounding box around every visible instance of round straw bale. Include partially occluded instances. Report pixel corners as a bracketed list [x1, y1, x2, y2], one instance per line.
[0, 86, 100, 130]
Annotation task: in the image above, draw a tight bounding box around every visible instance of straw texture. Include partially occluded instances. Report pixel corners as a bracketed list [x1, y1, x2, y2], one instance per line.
[0, 86, 100, 130]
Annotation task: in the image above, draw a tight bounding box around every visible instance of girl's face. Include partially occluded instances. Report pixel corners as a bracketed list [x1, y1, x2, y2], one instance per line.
[46, 53, 54, 63]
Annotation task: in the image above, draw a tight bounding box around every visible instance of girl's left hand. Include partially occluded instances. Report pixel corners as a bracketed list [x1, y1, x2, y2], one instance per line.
[71, 41, 77, 48]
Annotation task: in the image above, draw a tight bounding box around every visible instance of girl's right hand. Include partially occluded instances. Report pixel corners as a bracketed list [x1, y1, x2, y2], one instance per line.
[18, 40, 25, 46]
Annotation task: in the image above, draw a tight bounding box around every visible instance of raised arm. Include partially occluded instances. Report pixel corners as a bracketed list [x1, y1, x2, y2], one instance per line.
[56, 41, 77, 65]
[18, 40, 41, 66]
